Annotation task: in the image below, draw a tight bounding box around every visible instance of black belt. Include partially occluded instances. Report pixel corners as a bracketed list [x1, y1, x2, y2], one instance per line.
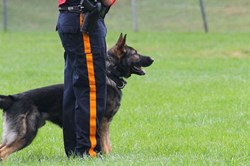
[59, 4, 108, 19]
[59, 6, 86, 13]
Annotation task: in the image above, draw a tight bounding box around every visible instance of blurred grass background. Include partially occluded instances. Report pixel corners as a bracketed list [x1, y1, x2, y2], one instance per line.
[0, 0, 250, 165]
[0, 0, 250, 32]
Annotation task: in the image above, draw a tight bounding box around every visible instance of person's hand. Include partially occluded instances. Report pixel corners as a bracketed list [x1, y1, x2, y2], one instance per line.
[101, 0, 116, 6]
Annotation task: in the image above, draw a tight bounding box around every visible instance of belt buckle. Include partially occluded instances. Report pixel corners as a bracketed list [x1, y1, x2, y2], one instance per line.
[78, 5, 84, 12]
[68, 6, 75, 11]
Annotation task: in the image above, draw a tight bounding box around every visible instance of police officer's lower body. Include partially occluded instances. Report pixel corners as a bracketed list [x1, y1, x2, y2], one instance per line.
[57, 11, 107, 157]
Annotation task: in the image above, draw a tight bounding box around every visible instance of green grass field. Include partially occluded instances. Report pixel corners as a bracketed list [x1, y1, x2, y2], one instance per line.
[0, 32, 249, 165]
[0, 0, 250, 165]
[0, 0, 250, 32]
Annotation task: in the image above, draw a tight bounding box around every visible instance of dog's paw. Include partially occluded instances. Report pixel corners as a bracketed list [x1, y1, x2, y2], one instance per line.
[102, 144, 112, 154]
[0, 145, 10, 161]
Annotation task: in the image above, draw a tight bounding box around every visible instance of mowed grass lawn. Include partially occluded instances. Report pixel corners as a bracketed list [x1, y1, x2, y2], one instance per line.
[0, 32, 249, 165]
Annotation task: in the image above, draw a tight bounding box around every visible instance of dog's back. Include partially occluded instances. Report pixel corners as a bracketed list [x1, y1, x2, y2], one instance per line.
[0, 84, 64, 160]
[20, 84, 64, 127]
[0, 84, 64, 127]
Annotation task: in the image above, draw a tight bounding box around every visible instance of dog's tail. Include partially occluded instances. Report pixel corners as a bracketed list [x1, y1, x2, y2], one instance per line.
[0, 95, 14, 110]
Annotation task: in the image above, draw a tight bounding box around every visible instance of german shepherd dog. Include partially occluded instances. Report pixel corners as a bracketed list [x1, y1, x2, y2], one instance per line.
[0, 34, 153, 160]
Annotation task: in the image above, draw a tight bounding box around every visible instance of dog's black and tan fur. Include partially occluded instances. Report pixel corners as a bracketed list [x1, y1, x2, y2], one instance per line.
[0, 34, 153, 160]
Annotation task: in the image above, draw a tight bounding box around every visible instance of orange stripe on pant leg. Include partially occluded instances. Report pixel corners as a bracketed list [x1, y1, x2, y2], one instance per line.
[82, 32, 97, 157]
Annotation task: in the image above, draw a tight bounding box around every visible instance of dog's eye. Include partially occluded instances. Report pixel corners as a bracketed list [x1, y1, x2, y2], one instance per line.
[123, 48, 126, 53]
[123, 50, 128, 57]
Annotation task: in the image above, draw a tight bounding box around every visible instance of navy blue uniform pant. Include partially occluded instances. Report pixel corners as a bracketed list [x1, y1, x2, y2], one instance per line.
[57, 11, 107, 157]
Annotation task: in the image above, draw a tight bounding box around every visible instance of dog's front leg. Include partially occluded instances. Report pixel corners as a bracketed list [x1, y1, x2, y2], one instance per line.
[100, 117, 112, 154]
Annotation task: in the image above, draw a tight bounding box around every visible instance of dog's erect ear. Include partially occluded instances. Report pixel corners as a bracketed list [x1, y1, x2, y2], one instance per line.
[0, 95, 14, 110]
[123, 34, 127, 44]
[116, 33, 127, 49]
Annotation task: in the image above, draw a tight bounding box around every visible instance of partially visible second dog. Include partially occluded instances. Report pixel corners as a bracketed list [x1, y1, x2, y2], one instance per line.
[0, 34, 154, 160]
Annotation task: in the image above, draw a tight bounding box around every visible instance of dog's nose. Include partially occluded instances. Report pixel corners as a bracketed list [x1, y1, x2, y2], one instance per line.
[148, 57, 154, 65]
[149, 57, 154, 63]
[141, 56, 154, 67]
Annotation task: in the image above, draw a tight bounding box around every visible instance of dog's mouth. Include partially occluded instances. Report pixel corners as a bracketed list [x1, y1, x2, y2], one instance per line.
[131, 57, 154, 75]
[131, 66, 145, 75]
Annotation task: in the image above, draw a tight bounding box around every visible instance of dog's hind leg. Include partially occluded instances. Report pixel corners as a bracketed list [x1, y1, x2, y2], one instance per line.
[0, 113, 25, 160]
[0, 139, 28, 161]
[0, 106, 44, 160]
[0, 144, 5, 151]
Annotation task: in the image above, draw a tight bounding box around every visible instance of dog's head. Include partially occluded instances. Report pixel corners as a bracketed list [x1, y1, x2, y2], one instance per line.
[107, 33, 154, 78]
